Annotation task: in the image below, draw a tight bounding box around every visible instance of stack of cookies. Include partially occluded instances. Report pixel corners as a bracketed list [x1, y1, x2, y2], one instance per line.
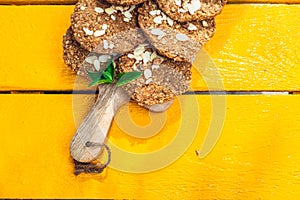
[63, 0, 226, 106]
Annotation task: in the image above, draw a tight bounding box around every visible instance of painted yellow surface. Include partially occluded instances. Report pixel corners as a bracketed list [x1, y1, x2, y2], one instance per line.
[0, 94, 300, 199]
[232, 0, 300, 2]
[0, 0, 299, 5]
[0, 0, 299, 198]
[0, 0, 75, 4]
[0, 5, 299, 91]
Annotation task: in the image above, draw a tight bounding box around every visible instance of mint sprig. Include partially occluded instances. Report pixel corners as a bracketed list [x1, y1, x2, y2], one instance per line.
[88, 60, 142, 87]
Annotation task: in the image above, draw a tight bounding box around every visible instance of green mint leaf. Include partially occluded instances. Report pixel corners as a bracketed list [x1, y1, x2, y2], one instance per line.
[102, 71, 113, 81]
[88, 80, 100, 87]
[117, 72, 125, 79]
[105, 59, 115, 80]
[88, 71, 102, 82]
[97, 79, 112, 84]
[116, 71, 142, 87]
[88, 59, 116, 87]
[88, 78, 112, 87]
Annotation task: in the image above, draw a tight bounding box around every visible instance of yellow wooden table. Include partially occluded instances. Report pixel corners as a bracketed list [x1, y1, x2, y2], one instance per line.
[0, 0, 300, 199]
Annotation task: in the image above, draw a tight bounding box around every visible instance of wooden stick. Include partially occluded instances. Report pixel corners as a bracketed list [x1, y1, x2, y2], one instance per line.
[70, 84, 130, 163]
[70, 83, 175, 163]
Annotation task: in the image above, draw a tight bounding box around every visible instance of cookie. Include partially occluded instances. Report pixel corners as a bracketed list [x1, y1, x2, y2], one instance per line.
[71, 0, 145, 54]
[106, 0, 147, 6]
[117, 43, 192, 106]
[63, 27, 90, 72]
[63, 27, 115, 79]
[138, 0, 216, 62]
[156, 0, 226, 22]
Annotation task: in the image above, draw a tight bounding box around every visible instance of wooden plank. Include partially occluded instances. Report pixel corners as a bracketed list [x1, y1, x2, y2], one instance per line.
[1, 94, 300, 198]
[232, 0, 300, 2]
[201, 4, 300, 91]
[0, 5, 299, 91]
[0, 0, 75, 4]
[0, 0, 299, 5]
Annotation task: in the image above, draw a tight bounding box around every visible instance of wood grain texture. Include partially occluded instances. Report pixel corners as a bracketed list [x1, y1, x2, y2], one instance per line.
[202, 4, 300, 91]
[0, 5, 299, 91]
[1, 94, 300, 199]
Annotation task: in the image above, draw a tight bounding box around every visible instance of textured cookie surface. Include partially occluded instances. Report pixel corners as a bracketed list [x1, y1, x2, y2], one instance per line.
[106, 0, 147, 6]
[63, 27, 90, 72]
[156, 0, 226, 22]
[71, 0, 145, 54]
[63, 27, 115, 79]
[138, 0, 215, 62]
[117, 43, 192, 106]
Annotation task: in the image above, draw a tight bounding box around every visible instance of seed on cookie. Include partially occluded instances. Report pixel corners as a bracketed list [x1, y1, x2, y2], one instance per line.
[85, 55, 98, 64]
[94, 7, 104, 13]
[80, 53, 113, 78]
[138, 0, 216, 62]
[93, 59, 101, 71]
[202, 20, 209, 27]
[93, 30, 106, 37]
[98, 55, 111, 63]
[144, 69, 152, 79]
[175, 33, 189, 41]
[83, 27, 94, 36]
[156, 0, 227, 22]
[187, 23, 197, 30]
